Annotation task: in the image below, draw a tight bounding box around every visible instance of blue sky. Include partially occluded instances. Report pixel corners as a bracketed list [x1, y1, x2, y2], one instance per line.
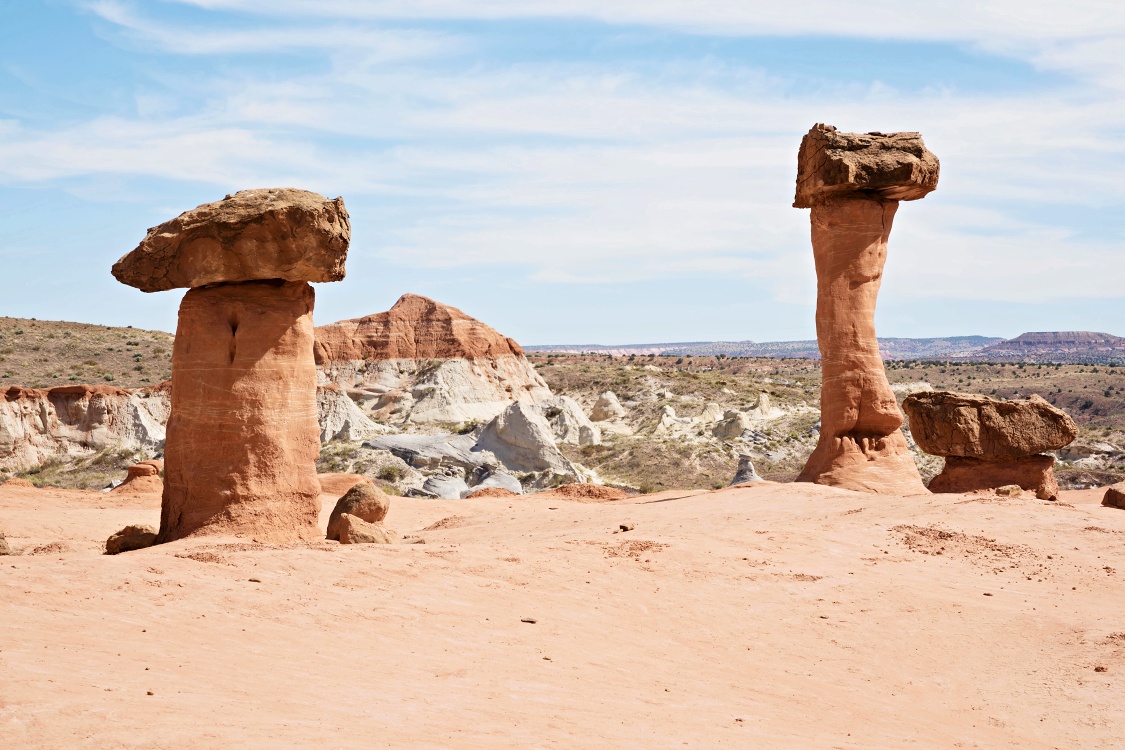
[1, 1, 1122, 344]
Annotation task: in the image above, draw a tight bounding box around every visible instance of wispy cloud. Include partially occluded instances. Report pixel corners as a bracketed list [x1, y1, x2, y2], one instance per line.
[2, 0, 1121, 321]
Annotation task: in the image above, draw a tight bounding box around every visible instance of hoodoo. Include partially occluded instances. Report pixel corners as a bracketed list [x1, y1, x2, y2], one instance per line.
[113, 188, 350, 542]
[793, 124, 939, 494]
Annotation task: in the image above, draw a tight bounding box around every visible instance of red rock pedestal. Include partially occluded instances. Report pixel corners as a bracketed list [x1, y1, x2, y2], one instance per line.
[158, 280, 321, 542]
[796, 197, 927, 494]
[792, 123, 939, 495]
[929, 455, 1059, 501]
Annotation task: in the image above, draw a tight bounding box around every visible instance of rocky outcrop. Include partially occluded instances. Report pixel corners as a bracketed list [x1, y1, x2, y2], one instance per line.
[112, 460, 164, 494]
[475, 401, 580, 480]
[730, 454, 764, 486]
[314, 294, 551, 425]
[317, 385, 389, 443]
[591, 391, 626, 421]
[794, 123, 938, 495]
[419, 473, 470, 500]
[326, 479, 390, 541]
[1103, 483, 1125, 509]
[903, 391, 1077, 501]
[538, 396, 600, 446]
[0, 384, 169, 472]
[902, 392, 1078, 459]
[0, 532, 9, 555]
[0, 383, 387, 472]
[111, 188, 349, 292]
[105, 524, 158, 555]
[114, 188, 348, 543]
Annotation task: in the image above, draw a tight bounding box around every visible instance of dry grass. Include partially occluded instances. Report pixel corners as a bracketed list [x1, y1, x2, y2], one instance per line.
[0, 317, 173, 389]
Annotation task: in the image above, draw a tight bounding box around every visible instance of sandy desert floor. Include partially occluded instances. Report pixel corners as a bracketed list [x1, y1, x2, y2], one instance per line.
[2, 479, 1123, 748]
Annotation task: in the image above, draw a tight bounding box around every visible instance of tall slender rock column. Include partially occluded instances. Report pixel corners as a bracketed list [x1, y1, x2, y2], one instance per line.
[793, 124, 939, 494]
[112, 188, 350, 541]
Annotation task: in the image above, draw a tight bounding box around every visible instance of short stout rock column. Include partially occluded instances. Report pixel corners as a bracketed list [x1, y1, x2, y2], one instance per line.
[113, 188, 350, 542]
[794, 124, 939, 494]
[903, 391, 1078, 501]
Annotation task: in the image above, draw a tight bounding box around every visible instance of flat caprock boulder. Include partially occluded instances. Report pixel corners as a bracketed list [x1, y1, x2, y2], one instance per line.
[903, 392, 1078, 460]
[112, 188, 350, 292]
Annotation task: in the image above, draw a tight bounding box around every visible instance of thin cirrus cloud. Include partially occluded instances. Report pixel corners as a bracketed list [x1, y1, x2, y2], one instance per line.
[1, 0, 1121, 337]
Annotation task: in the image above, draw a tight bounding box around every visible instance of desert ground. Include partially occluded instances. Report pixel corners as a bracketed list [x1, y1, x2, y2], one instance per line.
[3, 478, 1123, 748]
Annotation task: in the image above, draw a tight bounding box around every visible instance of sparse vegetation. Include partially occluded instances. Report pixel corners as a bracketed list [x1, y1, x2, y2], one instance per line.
[0, 317, 173, 389]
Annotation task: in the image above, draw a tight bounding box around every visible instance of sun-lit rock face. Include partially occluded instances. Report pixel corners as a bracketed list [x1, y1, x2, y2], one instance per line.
[112, 188, 349, 292]
[794, 124, 939, 495]
[904, 391, 1078, 501]
[159, 280, 322, 542]
[0, 384, 169, 472]
[113, 188, 348, 543]
[314, 294, 552, 425]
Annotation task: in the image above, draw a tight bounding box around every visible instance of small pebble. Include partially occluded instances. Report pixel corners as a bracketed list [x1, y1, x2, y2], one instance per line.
[248, 578, 261, 583]
[1095, 666, 1107, 673]
[983, 592, 993, 596]
[521, 617, 537, 624]
[147, 691, 154, 696]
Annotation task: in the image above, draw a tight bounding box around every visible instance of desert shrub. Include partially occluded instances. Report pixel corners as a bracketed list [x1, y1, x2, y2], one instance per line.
[378, 465, 404, 482]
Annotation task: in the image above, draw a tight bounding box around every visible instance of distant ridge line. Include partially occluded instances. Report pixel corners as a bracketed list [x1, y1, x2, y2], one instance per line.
[528, 332, 1125, 364]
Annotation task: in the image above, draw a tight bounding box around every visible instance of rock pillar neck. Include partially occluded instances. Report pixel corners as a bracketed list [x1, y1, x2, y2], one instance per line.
[158, 280, 321, 542]
[797, 197, 927, 494]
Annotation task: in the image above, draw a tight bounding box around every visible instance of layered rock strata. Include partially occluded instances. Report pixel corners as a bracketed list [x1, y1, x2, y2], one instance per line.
[0, 384, 168, 471]
[314, 294, 550, 425]
[904, 391, 1078, 501]
[794, 124, 939, 494]
[113, 188, 349, 543]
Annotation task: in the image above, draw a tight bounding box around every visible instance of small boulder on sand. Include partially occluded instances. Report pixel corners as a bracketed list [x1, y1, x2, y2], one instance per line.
[326, 479, 391, 541]
[337, 514, 397, 545]
[0, 532, 10, 556]
[1103, 483, 1125, 509]
[105, 525, 159, 555]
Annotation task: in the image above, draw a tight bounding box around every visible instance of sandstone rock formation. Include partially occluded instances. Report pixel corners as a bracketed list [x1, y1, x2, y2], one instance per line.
[314, 294, 550, 425]
[929, 455, 1060, 501]
[794, 123, 938, 494]
[903, 391, 1077, 501]
[0, 532, 9, 555]
[474, 401, 581, 480]
[713, 410, 752, 440]
[591, 391, 626, 422]
[902, 392, 1078, 460]
[337, 513, 397, 545]
[317, 384, 389, 443]
[730, 454, 764, 486]
[105, 524, 158, 555]
[326, 479, 390, 541]
[420, 473, 470, 500]
[112, 460, 164, 495]
[111, 188, 349, 292]
[538, 395, 601, 446]
[1103, 483, 1125, 509]
[0, 384, 168, 472]
[113, 188, 349, 543]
